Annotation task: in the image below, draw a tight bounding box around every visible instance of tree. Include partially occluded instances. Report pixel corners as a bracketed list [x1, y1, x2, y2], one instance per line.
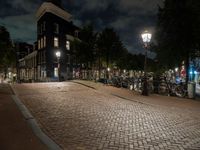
[96, 28, 127, 78]
[74, 26, 148, 79]
[75, 25, 97, 66]
[155, 0, 200, 84]
[73, 25, 97, 79]
[97, 28, 125, 68]
[0, 26, 16, 77]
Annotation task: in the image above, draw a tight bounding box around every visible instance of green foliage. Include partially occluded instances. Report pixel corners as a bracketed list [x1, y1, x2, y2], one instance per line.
[0, 26, 16, 71]
[96, 28, 126, 68]
[74, 26, 152, 72]
[73, 25, 97, 68]
[155, 0, 200, 69]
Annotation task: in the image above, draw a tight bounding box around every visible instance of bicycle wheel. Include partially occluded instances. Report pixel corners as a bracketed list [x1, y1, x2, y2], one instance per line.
[175, 86, 185, 97]
[158, 85, 168, 95]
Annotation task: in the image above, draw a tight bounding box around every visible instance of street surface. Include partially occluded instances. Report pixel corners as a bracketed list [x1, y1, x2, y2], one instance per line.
[13, 81, 200, 150]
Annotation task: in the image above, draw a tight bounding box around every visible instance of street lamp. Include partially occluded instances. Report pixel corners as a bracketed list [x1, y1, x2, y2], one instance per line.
[56, 51, 61, 82]
[107, 67, 111, 72]
[141, 30, 152, 96]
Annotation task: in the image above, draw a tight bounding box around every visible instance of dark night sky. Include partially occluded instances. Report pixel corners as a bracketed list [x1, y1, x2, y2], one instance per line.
[0, 0, 163, 55]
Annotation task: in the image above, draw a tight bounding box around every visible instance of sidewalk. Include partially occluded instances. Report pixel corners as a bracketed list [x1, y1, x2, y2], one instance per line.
[72, 80, 200, 111]
[0, 83, 48, 150]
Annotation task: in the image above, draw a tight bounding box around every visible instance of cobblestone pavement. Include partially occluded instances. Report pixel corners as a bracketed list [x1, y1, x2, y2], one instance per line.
[13, 82, 200, 150]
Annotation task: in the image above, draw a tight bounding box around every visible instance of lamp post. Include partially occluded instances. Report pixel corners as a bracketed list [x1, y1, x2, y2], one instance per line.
[141, 30, 152, 96]
[56, 51, 61, 82]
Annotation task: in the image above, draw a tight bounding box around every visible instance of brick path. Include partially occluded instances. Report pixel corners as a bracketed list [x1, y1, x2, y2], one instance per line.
[13, 81, 200, 150]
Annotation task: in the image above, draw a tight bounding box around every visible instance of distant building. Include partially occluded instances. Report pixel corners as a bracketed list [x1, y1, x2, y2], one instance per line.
[17, 0, 80, 82]
[15, 42, 35, 82]
[15, 42, 33, 59]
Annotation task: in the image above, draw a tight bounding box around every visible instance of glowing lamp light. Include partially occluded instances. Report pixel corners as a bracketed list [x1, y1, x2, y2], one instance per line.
[194, 71, 198, 75]
[107, 68, 110, 72]
[56, 51, 61, 58]
[189, 71, 193, 75]
[175, 68, 178, 72]
[141, 30, 152, 43]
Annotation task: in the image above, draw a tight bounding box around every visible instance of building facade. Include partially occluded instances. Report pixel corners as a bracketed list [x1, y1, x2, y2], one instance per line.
[18, 0, 80, 82]
[36, 0, 79, 81]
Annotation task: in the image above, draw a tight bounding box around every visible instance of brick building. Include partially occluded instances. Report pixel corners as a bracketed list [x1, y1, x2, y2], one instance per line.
[18, 0, 80, 82]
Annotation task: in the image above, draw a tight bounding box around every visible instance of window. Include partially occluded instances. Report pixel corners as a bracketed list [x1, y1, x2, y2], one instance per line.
[40, 24, 43, 34]
[43, 51, 46, 63]
[38, 25, 40, 35]
[39, 51, 42, 64]
[75, 30, 79, 37]
[38, 52, 40, 64]
[54, 23, 59, 33]
[54, 67, 58, 77]
[42, 70, 46, 78]
[38, 40, 41, 50]
[67, 54, 70, 64]
[41, 38, 43, 48]
[41, 51, 44, 62]
[66, 41, 70, 50]
[44, 36, 46, 48]
[43, 21, 46, 31]
[54, 37, 59, 47]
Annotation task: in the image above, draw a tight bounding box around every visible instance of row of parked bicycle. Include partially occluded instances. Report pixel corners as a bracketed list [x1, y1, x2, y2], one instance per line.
[98, 75, 187, 98]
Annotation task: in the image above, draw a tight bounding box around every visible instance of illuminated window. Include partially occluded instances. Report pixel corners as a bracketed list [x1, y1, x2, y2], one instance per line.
[54, 67, 58, 77]
[44, 36, 46, 48]
[66, 41, 70, 50]
[54, 37, 59, 47]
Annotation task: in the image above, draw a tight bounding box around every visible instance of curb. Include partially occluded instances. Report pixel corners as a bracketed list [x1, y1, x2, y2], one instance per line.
[71, 81, 97, 90]
[10, 86, 62, 150]
[71, 81, 158, 108]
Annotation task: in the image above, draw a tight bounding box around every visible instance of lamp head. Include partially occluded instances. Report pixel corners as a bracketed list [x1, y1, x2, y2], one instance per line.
[141, 30, 152, 43]
[56, 51, 61, 58]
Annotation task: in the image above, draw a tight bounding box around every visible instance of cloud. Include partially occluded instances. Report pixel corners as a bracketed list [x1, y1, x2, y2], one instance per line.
[0, 14, 37, 43]
[110, 16, 133, 30]
[118, 0, 163, 15]
[0, 0, 164, 55]
[10, 0, 42, 13]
